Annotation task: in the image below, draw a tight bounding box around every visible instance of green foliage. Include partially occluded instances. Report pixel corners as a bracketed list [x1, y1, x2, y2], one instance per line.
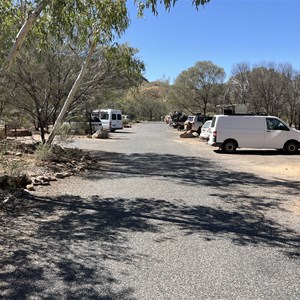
[2, 0, 211, 69]
[105, 44, 145, 80]
[26, 0, 130, 52]
[73, 44, 145, 113]
[2, 41, 81, 142]
[170, 60, 225, 115]
[51, 123, 75, 143]
[0, 0, 18, 66]
[0, 139, 17, 155]
[1, 37, 145, 142]
[34, 143, 54, 161]
[1, 0, 211, 144]
[125, 80, 170, 121]
[229, 62, 300, 126]
[2, 109, 33, 130]
[0, 157, 26, 178]
[136, 0, 210, 16]
[0, 140, 27, 177]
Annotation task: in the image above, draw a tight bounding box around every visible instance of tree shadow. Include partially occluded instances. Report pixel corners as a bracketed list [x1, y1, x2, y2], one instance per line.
[82, 150, 300, 257]
[0, 195, 140, 299]
[84, 150, 300, 193]
[1, 190, 299, 298]
[1, 150, 299, 298]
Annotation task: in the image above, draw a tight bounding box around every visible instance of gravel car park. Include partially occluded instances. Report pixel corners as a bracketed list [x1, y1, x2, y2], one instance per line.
[1, 122, 299, 299]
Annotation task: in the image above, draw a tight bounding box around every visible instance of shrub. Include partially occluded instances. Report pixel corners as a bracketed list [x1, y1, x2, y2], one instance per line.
[34, 143, 54, 161]
[52, 124, 75, 143]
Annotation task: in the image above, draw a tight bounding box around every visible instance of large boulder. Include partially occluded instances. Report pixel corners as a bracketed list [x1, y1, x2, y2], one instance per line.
[180, 130, 198, 138]
[92, 129, 109, 139]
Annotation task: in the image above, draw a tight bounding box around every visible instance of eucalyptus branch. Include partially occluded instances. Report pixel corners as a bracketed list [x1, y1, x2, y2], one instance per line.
[7, 0, 49, 69]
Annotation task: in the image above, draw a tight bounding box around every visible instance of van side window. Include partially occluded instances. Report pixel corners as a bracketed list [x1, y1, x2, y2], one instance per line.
[266, 118, 289, 131]
[112, 114, 116, 120]
[100, 113, 109, 120]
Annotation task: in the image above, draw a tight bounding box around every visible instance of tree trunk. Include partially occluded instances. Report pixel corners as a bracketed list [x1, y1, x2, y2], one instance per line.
[7, 0, 48, 69]
[47, 41, 97, 144]
[40, 123, 46, 144]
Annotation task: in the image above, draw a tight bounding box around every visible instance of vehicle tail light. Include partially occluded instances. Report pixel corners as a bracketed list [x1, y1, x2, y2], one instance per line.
[213, 130, 217, 142]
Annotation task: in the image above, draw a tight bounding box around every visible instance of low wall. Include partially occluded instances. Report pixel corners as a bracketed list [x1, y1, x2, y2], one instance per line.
[0, 126, 33, 139]
[7, 129, 32, 137]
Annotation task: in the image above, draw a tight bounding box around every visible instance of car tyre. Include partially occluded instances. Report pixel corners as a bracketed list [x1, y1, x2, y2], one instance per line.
[222, 140, 237, 153]
[284, 141, 298, 154]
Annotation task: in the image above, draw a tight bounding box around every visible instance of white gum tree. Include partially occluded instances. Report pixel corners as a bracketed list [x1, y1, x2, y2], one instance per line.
[1, 0, 211, 144]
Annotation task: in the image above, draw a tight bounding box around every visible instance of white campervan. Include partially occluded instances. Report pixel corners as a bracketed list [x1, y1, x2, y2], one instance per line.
[208, 115, 300, 154]
[93, 109, 123, 132]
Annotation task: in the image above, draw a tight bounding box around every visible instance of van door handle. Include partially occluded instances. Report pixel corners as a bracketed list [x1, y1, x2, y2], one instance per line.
[266, 130, 271, 132]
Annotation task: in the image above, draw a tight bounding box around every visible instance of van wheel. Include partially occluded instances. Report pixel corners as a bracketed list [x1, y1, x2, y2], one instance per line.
[222, 140, 237, 153]
[284, 141, 298, 154]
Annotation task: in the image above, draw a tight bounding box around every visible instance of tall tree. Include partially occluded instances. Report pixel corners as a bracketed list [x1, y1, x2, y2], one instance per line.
[229, 63, 251, 105]
[229, 62, 300, 120]
[2, 42, 145, 142]
[280, 66, 300, 126]
[3, 42, 81, 142]
[2, 0, 210, 143]
[4, 0, 211, 67]
[170, 61, 225, 115]
[69, 44, 145, 124]
[250, 63, 289, 116]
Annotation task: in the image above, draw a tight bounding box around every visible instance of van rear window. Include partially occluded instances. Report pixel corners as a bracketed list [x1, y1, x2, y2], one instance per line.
[117, 114, 122, 120]
[211, 117, 216, 127]
[112, 114, 116, 120]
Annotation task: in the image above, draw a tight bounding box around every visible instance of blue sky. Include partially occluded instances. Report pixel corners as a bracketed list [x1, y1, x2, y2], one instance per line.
[118, 0, 300, 83]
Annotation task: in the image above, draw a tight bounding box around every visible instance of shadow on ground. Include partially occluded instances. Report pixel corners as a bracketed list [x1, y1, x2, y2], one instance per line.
[0, 194, 138, 299]
[1, 150, 299, 298]
[86, 150, 300, 194]
[1, 194, 299, 298]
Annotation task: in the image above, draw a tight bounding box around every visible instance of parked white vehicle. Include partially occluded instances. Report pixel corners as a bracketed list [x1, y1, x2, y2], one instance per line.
[90, 116, 103, 133]
[64, 116, 103, 134]
[208, 115, 300, 154]
[199, 120, 212, 140]
[184, 115, 213, 133]
[93, 109, 123, 132]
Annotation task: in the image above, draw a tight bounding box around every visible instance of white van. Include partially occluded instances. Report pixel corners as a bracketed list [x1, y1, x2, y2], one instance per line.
[93, 109, 123, 132]
[208, 115, 300, 154]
